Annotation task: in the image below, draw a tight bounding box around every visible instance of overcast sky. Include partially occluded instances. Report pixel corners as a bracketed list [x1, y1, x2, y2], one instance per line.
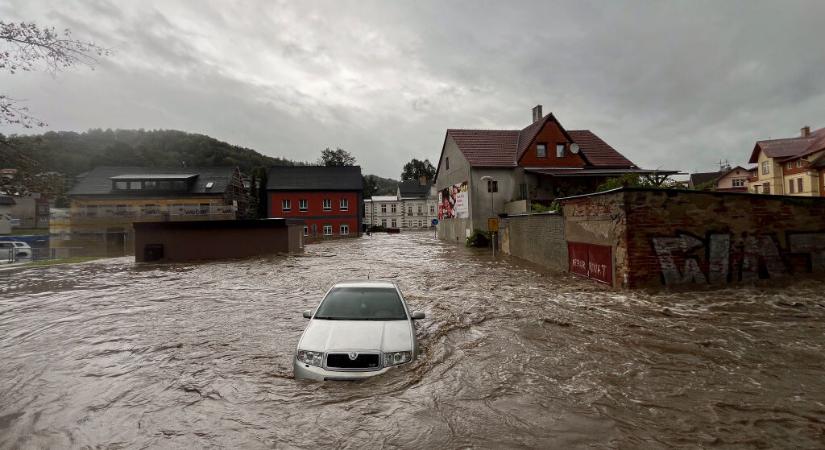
[2, 0, 824, 178]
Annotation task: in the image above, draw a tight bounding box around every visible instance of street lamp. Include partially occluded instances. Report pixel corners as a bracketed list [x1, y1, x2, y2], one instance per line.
[480, 175, 497, 257]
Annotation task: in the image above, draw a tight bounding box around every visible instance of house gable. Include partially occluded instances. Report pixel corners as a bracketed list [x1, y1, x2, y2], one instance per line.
[517, 118, 586, 168]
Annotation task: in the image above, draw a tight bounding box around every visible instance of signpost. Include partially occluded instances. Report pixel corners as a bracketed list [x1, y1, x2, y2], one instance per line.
[431, 218, 439, 238]
[487, 217, 498, 257]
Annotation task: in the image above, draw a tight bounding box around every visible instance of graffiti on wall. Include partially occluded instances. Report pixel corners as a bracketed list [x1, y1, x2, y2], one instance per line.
[652, 232, 825, 285]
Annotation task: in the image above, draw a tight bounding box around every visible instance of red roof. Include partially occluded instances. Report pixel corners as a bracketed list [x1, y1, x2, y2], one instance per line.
[749, 126, 825, 163]
[445, 113, 636, 169]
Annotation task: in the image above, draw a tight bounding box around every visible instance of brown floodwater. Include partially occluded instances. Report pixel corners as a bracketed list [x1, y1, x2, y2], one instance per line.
[1, 233, 825, 448]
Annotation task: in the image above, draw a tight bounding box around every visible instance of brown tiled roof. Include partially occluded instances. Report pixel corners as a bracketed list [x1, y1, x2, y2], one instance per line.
[749, 126, 825, 163]
[567, 130, 635, 167]
[446, 129, 519, 167]
[445, 114, 636, 169]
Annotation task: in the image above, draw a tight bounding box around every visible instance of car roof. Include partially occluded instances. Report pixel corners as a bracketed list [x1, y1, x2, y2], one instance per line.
[332, 280, 397, 289]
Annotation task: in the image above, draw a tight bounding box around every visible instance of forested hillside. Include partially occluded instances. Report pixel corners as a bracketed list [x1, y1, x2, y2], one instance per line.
[0, 128, 301, 176]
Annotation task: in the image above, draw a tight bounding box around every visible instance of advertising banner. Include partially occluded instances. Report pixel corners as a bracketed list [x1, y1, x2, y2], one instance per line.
[438, 181, 469, 219]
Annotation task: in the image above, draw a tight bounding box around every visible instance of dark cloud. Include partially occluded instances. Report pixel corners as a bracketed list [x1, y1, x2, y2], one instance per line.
[2, 0, 824, 177]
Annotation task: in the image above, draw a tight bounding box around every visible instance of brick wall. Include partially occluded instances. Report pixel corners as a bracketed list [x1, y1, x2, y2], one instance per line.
[560, 188, 825, 289]
[500, 213, 567, 271]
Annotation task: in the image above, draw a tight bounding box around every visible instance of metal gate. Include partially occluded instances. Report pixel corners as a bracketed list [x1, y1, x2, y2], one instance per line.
[567, 242, 613, 285]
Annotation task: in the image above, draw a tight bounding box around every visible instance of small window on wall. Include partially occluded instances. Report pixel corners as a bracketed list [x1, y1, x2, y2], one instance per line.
[299, 199, 308, 211]
[798, 178, 803, 193]
[282, 199, 291, 211]
[762, 161, 770, 175]
[487, 179, 498, 193]
[115, 181, 128, 190]
[763, 182, 770, 194]
[536, 144, 547, 158]
[340, 224, 349, 235]
[391, 204, 397, 213]
[381, 204, 387, 213]
[323, 225, 332, 236]
[787, 162, 793, 170]
[446, 158, 450, 170]
[322, 199, 332, 210]
[556, 143, 565, 158]
[340, 198, 348, 211]
[789, 179, 795, 193]
[797, 160, 804, 168]
[303, 226, 308, 236]
[391, 219, 397, 228]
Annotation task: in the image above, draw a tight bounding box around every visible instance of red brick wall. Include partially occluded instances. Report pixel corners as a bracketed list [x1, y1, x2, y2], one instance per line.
[562, 189, 825, 288]
[268, 191, 361, 238]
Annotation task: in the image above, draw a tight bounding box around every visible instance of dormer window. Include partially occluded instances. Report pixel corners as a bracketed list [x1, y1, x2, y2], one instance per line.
[556, 143, 565, 158]
[536, 144, 547, 158]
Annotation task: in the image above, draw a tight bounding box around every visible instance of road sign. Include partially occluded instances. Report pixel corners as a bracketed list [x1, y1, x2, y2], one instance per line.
[487, 217, 499, 232]
[431, 218, 439, 226]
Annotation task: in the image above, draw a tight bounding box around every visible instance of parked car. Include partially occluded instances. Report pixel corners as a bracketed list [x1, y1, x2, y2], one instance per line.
[0, 241, 32, 261]
[294, 280, 426, 381]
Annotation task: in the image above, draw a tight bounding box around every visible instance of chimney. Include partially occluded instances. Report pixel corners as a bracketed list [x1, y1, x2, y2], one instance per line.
[532, 104, 543, 123]
[418, 175, 428, 186]
[801, 126, 811, 137]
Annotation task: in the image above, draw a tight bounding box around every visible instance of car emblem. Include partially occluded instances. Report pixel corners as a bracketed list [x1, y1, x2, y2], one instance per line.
[348, 352, 358, 360]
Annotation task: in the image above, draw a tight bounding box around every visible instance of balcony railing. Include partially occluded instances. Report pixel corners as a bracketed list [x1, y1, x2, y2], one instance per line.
[50, 205, 236, 226]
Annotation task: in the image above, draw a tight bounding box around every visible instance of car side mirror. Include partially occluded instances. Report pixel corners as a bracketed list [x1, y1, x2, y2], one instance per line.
[411, 311, 426, 320]
[302, 309, 312, 319]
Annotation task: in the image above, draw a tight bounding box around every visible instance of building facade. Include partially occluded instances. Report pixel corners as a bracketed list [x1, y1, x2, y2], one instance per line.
[266, 166, 363, 240]
[363, 179, 437, 230]
[52, 166, 247, 256]
[434, 105, 673, 242]
[688, 166, 750, 192]
[748, 126, 825, 196]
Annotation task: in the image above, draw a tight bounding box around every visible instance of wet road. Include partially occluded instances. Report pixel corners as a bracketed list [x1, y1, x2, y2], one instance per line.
[2, 233, 825, 448]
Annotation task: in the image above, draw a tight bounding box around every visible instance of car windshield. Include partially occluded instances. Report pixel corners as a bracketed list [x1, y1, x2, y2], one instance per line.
[314, 287, 407, 320]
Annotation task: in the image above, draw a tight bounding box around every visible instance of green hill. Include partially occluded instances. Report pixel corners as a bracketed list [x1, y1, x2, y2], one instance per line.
[0, 128, 302, 176]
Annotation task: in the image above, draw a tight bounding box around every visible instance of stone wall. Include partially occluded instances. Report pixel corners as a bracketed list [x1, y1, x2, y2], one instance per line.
[559, 188, 825, 289]
[500, 213, 567, 271]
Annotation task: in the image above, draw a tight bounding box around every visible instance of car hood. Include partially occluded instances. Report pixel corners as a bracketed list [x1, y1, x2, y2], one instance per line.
[299, 320, 413, 353]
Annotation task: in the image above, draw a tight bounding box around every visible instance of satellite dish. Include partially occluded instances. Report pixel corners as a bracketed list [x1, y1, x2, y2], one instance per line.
[570, 143, 580, 154]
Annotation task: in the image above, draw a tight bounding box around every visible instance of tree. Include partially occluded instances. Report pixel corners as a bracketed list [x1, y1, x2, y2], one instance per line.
[401, 158, 435, 182]
[1, 21, 110, 128]
[362, 175, 379, 198]
[318, 147, 356, 166]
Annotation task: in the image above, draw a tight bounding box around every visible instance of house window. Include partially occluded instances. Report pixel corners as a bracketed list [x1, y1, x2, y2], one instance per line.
[303, 226, 308, 236]
[761, 161, 770, 175]
[115, 181, 128, 190]
[798, 178, 803, 193]
[391, 219, 397, 228]
[556, 143, 565, 158]
[789, 179, 795, 193]
[282, 199, 291, 211]
[391, 203, 397, 213]
[430, 205, 435, 214]
[340, 224, 349, 235]
[299, 199, 308, 211]
[732, 179, 745, 187]
[787, 162, 793, 170]
[487, 179, 498, 193]
[763, 182, 770, 194]
[322, 199, 332, 210]
[381, 204, 386, 213]
[797, 160, 804, 168]
[446, 157, 450, 170]
[128, 181, 141, 190]
[536, 144, 547, 158]
[417, 205, 422, 214]
[381, 219, 387, 227]
[407, 206, 412, 215]
[144, 180, 157, 190]
[340, 198, 348, 211]
[323, 225, 332, 236]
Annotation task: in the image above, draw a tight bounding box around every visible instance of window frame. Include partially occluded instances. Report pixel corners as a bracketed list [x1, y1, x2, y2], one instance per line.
[798, 177, 803, 193]
[282, 199, 291, 211]
[761, 161, 770, 175]
[339, 198, 349, 211]
[340, 224, 349, 236]
[536, 143, 547, 158]
[556, 143, 565, 158]
[303, 225, 309, 236]
[323, 225, 333, 236]
[298, 199, 308, 211]
[322, 199, 332, 211]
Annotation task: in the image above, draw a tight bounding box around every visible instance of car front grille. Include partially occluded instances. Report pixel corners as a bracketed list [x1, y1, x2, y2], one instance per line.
[326, 352, 381, 370]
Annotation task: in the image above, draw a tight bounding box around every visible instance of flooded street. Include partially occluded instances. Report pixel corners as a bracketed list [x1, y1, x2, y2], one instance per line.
[1, 233, 825, 448]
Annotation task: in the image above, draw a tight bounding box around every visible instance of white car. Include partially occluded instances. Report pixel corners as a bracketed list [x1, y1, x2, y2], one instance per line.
[0, 241, 32, 261]
[293, 280, 425, 381]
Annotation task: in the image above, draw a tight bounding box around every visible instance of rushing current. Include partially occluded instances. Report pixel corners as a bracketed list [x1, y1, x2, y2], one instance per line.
[1, 233, 824, 448]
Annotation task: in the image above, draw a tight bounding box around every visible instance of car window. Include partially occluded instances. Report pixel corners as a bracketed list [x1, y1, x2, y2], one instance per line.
[314, 287, 407, 320]
[0, 243, 10, 248]
[14, 243, 25, 247]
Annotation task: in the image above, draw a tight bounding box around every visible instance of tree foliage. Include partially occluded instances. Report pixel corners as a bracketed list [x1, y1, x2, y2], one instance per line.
[1, 21, 110, 128]
[318, 147, 356, 167]
[596, 173, 679, 192]
[401, 158, 435, 182]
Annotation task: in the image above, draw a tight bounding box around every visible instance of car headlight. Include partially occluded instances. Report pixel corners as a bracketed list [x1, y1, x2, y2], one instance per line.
[383, 351, 412, 367]
[296, 350, 324, 367]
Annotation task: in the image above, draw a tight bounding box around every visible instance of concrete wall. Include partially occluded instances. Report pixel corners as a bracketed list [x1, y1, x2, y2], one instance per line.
[560, 188, 825, 289]
[134, 219, 303, 262]
[500, 213, 567, 271]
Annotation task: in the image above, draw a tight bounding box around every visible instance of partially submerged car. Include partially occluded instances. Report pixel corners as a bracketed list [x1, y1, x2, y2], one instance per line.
[294, 280, 425, 381]
[0, 240, 32, 262]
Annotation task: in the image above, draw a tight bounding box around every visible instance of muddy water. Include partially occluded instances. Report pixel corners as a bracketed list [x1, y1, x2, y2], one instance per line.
[1, 233, 825, 448]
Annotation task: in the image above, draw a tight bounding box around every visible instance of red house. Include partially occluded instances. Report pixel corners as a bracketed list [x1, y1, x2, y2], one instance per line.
[266, 166, 363, 239]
